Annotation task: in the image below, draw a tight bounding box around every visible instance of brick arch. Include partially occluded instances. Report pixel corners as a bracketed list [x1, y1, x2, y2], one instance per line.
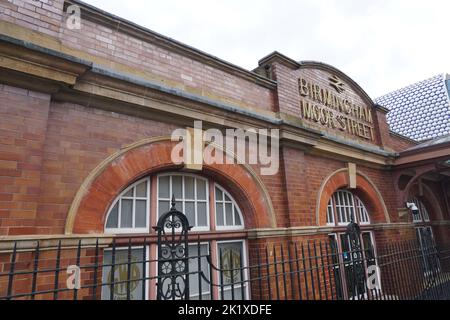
[65, 137, 275, 234]
[316, 168, 390, 226]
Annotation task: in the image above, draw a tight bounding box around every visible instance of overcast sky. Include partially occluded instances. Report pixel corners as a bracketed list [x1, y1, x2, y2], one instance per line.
[84, 0, 450, 98]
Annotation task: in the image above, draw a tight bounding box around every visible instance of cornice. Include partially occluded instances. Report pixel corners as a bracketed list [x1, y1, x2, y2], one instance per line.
[0, 34, 91, 88]
[0, 34, 400, 166]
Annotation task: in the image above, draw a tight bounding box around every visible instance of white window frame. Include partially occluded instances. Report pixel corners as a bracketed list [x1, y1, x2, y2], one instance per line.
[157, 173, 210, 232]
[101, 245, 150, 300]
[187, 242, 212, 300]
[104, 177, 150, 234]
[216, 239, 250, 300]
[355, 196, 370, 225]
[411, 197, 430, 223]
[335, 190, 356, 226]
[328, 190, 371, 226]
[326, 196, 335, 226]
[215, 184, 245, 231]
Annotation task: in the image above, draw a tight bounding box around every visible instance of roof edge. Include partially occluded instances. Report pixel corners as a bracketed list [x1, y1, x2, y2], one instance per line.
[298, 60, 375, 107]
[66, 0, 277, 89]
[258, 51, 301, 69]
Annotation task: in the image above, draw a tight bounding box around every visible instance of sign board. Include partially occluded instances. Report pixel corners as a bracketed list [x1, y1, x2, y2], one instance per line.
[298, 69, 375, 142]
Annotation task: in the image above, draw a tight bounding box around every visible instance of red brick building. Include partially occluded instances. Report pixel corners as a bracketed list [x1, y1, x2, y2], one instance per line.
[0, 0, 449, 300]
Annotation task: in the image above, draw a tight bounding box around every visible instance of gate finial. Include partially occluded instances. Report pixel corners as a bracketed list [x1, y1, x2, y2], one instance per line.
[170, 194, 176, 211]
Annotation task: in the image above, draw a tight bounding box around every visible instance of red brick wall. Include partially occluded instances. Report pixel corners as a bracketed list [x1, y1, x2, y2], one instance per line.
[0, 85, 51, 235]
[387, 132, 417, 152]
[0, 87, 422, 236]
[36, 101, 180, 235]
[0, 0, 65, 38]
[0, 0, 276, 114]
[0, 0, 448, 246]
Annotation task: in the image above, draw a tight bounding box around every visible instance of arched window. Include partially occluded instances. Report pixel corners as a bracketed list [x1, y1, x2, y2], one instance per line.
[102, 172, 248, 300]
[215, 184, 244, 230]
[157, 173, 209, 231]
[105, 178, 150, 234]
[326, 190, 370, 226]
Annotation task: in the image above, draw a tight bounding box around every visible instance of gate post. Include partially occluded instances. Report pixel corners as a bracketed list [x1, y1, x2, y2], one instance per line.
[154, 195, 192, 300]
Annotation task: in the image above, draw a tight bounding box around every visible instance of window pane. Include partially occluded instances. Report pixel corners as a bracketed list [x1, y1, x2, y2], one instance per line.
[225, 194, 231, 202]
[158, 200, 170, 217]
[136, 181, 147, 197]
[234, 207, 242, 226]
[362, 233, 375, 265]
[106, 202, 119, 228]
[102, 248, 145, 300]
[197, 179, 207, 200]
[215, 187, 223, 201]
[218, 242, 246, 300]
[188, 244, 210, 299]
[216, 203, 224, 226]
[175, 201, 183, 212]
[185, 177, 195, 199]
[327, 199, 334, 224]
[159, 176, 170, 198]
[197, 202, 207, 226]
[121, 199, 133, 228]
[135, 200, 147, 228]
[185, 201, 195, 226]
[337, 207, 343, 223]
[123, 188, 133, 198]
[225, 203, 233, 226]
[173, 176, 182, 199]
[349, 207, 355, 222]
[218, 242, 243, 284]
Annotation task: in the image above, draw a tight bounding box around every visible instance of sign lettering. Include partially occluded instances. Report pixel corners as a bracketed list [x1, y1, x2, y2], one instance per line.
[298, 76, 375, 141]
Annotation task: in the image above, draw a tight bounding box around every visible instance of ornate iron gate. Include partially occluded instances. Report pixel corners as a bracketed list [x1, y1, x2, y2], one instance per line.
[154, 196, 192, 300]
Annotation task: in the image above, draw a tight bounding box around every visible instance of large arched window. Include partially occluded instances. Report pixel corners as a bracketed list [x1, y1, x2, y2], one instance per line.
[103, 172, 248, 300]
[326, 190, 370, 226]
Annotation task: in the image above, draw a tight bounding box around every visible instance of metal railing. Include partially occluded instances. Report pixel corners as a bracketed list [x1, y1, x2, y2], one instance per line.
[1, 235, 449, 300]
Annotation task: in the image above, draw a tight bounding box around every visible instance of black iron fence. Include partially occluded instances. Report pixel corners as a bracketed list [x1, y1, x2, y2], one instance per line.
[0, 235, 449, 300]
[0, 202, 449, 300]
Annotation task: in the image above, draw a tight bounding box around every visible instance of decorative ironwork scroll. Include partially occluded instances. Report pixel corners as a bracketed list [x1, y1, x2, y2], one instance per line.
[154, 195, 192, 300]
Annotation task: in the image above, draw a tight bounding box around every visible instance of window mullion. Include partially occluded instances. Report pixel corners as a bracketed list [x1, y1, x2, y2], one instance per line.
[231, 202, 235, 226]
[147, 178, 151, 230]
[118, 199, 122, 229]
[182, 176, 185, 219]
[169, 175, 173, 210]
[194, 177, 198, 227]
[132, 186, 136, 228]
